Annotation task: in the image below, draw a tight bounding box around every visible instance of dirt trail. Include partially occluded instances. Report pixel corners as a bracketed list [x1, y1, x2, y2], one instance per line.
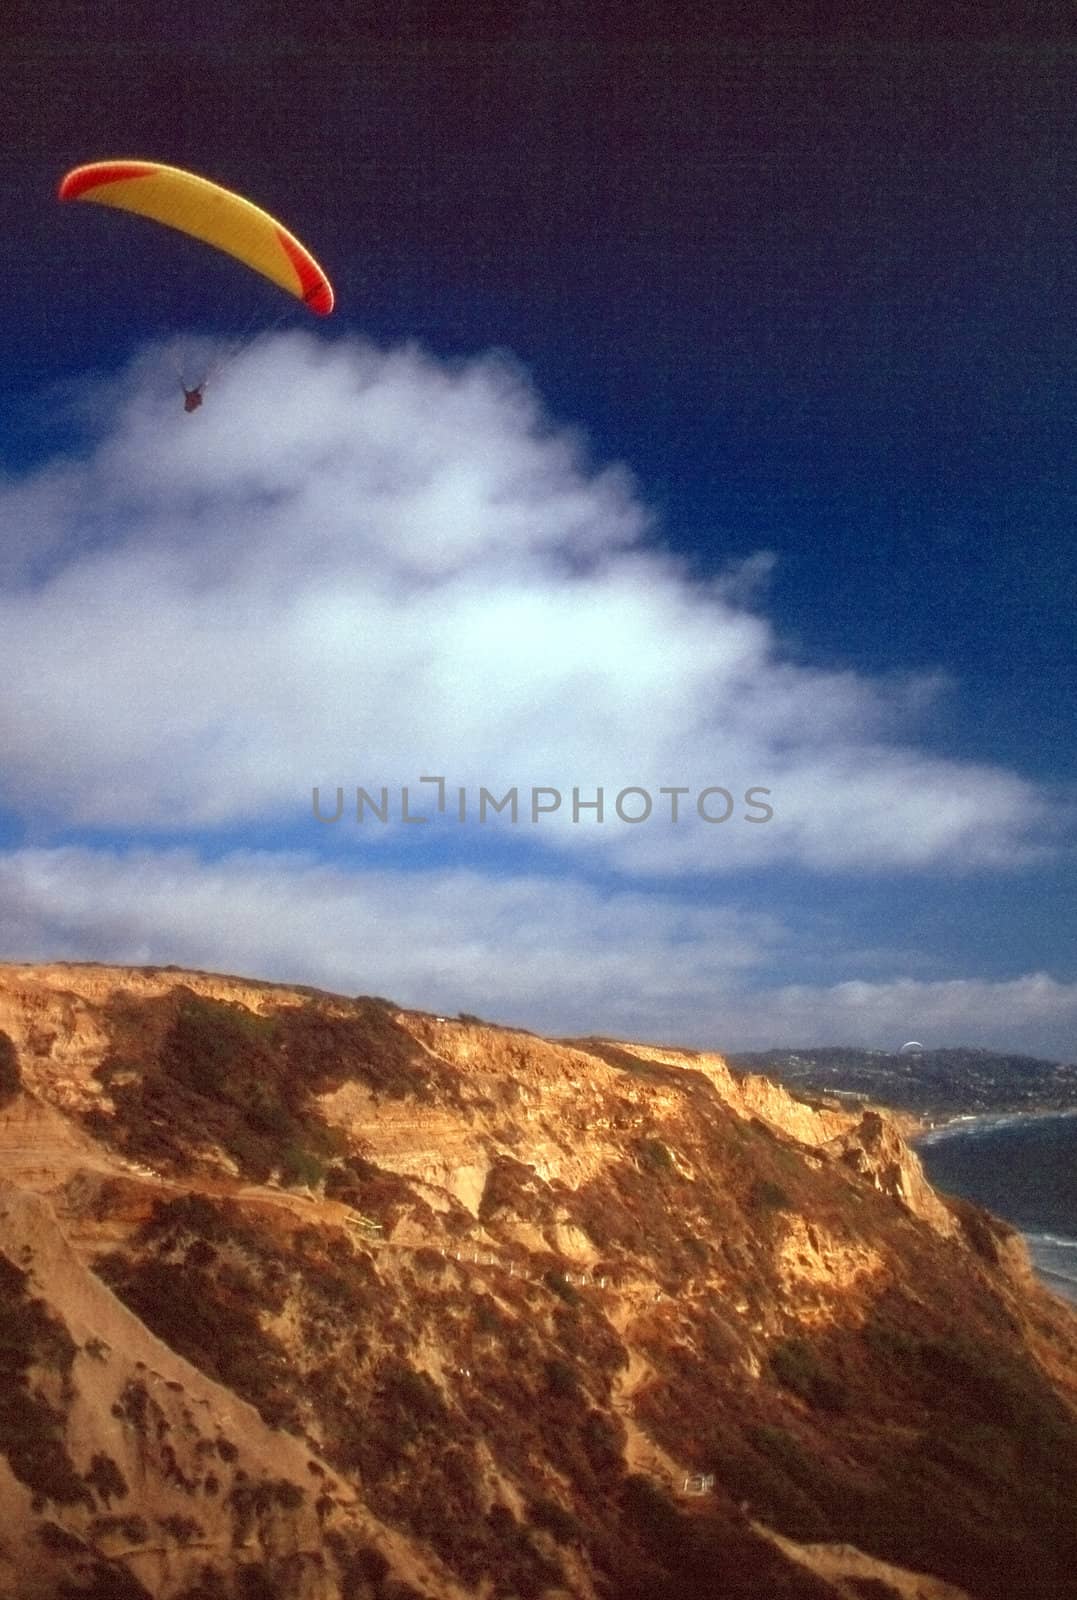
[753, 1522, 976, 1600]
[609, 1345, 689, 1489]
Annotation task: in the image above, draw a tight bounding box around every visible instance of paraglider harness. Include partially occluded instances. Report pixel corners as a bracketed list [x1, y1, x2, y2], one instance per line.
[175, 301, 293, 412]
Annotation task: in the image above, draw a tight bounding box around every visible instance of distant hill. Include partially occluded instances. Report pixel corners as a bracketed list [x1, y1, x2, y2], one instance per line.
[723, 1045, 1077, 1121]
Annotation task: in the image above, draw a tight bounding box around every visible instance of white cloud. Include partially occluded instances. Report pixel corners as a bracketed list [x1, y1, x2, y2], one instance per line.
[0, 331, 1065, 873]
[0, 845, 779, 1028]
[719, 972, 1077, 1056]
[0, 845, 1074, 1058]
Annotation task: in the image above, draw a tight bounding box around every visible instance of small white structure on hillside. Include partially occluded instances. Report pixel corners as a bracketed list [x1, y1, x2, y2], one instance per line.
[682, 1473, 715, 1495]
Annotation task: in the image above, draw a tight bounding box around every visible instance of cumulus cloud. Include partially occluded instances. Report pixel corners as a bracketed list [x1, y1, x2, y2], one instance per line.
[722, 973, 1077, 1057]
[0, 845, 781, 1030]
[1, 846, 1074, 1057]
[0, 332, 1063, 872]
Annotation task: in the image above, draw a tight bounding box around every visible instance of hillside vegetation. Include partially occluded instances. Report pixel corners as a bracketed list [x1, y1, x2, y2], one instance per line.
[0, 963, 1076, 1599]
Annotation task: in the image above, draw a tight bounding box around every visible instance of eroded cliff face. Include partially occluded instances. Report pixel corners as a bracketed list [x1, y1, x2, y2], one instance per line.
[0, 962, 1075, 1600]
[822, 1110, 958, 1238]
[0, 966, 961, 1244]
[0, 1187, 393, 1600]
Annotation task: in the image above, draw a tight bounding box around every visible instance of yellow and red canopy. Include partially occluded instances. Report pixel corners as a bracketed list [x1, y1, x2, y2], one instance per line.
[59, 160, 334, 315]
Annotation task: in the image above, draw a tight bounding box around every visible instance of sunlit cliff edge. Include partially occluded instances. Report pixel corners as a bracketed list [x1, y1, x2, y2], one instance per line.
[1, 961, 1076, 1600]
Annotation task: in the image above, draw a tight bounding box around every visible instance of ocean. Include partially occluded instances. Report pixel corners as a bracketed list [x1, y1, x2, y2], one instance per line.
[915, 1111, 1077, 1307]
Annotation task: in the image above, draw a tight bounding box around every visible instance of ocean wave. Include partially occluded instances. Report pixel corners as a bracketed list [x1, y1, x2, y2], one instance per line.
[1023, 1230, 1077, 1253]
[1022, 1232, 1077, 1303]
[917, 1108, 1077, 1146]
[1034, 1268, 1077, 1303]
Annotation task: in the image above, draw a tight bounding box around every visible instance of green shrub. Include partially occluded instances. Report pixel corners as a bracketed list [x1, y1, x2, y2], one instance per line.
[0, 1032, 21, 1105]
[473, 1295, 506, 1336]
[0, 1256, 77, 1375]
[749, 1177, 792, 1213]
[620, 1474, 680, 1558]
[163, 996, 274, 1098]
[581, 1407, 623, 1475]
[707, 1437, 828, 1542]
[280, 1144, 326, 1188]
[158, 1514, 203, 1543]
[0, 1387, 92, 1506]
[58, 1561, 154, 1599]
[85, 1452, 128, 1506]
[92, 1514, 149, 1542]
[382, 1362, 447, 1427]
[863, 1320, 921, 1363]
[544, 1270, 581, 1306]
[770, 1337, 848, 1412]
[917, 1333, 1067, 1441]
[38, 1521, 87, 1553]
[528, 1494, 579, 1544]
[545, 1357, 580, 1399]
[173, 1566, 228, 1600]
[637, 1137, 674, 1174]
[749, 1423, 812, 1477]
[95, 1257, 297, 1432]
[0, 1257, 89, 1507]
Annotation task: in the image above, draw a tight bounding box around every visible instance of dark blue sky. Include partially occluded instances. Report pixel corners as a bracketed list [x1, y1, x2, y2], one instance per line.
[1, 2, 1075, 1050]
[6, 4, 1076, 766]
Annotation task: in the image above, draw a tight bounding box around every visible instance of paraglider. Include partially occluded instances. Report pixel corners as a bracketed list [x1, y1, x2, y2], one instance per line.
[58, 159, 334, 410]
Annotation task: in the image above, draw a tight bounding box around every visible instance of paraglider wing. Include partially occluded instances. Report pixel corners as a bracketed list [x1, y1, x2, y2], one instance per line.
[58, 161, 334, 315]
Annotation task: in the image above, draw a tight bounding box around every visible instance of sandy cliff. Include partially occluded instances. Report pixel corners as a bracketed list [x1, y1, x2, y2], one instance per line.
[0, 962, 1074, 1600]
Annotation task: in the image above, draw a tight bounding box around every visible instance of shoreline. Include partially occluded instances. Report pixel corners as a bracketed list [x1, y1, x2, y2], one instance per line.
[1022, 1232, 1077, 1307]
[908, 1106, 1077, 1309]
[825, 1101, 1077, 1145]
[910, 1104, 1077, 1146]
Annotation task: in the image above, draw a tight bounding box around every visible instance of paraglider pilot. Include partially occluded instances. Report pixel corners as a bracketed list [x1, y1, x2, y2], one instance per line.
[183, 385, 204, 413]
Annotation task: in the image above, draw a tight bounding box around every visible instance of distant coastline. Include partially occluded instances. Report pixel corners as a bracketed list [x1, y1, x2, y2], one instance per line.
[730, 1044, 1077, 1309]
[727, 1043, 1077, 1131]
[912, 1104, 1077, 1144]
[912, 1108, 1077, 1308]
